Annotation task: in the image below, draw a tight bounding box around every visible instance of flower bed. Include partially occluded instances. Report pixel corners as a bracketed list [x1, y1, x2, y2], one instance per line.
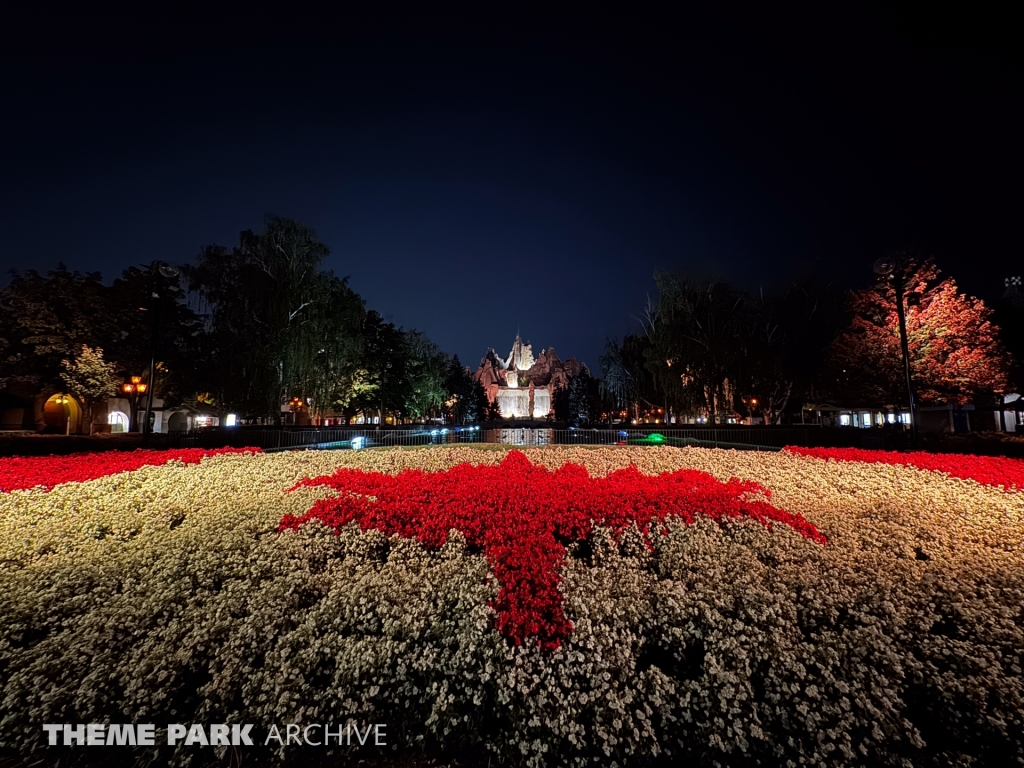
[0, 446, 261, 493]
[784, 445, 1024, 490]
[282, 451, 825, 649]
[0, 446, 1022, 767]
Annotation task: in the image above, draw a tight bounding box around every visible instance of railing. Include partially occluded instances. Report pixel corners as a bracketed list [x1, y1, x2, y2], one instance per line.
[169, 426, 485, 451]
[168, 424, 900, 452]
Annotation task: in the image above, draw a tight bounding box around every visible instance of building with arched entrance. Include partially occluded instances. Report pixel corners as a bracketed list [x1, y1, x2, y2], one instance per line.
[42, 393, 83, 434]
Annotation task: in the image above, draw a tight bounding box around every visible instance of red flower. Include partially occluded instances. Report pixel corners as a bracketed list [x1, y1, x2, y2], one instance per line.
[784, 446, 1024, 491]
[0, 447, 261, 493]
[282, 451, 826, 649]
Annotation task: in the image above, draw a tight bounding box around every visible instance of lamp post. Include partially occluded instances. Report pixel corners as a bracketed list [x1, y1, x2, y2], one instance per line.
[289, 396, 303, 426]
[141, 262, 180, 447]
[121, 376, 148, 433]
[873, 255, 919, 448]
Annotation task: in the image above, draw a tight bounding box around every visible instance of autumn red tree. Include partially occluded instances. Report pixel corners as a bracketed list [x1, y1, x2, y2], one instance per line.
[822, 259, 1010, 406]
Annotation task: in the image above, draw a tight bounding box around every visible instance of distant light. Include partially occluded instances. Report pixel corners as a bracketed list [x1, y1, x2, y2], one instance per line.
[430, 430, 439, 436]
[351, 436, 365, 450]
[225, 414, 237, 427]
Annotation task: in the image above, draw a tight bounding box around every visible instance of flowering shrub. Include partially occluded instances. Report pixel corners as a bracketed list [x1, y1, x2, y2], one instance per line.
[784, 445, 1024, 491]
[0, 447, 261, 493]
[282, 450, 825, 648]
[0, 446, 1021, 767]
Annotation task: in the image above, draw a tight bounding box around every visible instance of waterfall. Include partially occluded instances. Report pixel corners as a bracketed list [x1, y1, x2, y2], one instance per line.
[496, 389, 531, 418]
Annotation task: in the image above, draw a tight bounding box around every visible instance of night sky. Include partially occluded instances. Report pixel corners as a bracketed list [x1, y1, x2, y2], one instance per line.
[3, 5, 1021, 373]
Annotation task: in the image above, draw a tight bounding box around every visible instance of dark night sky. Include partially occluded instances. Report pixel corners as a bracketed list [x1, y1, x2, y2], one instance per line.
[2, 4, 1021, 373]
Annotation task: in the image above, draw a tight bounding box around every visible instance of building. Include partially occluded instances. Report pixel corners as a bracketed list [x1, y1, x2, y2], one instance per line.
[473, 334, 585, 419]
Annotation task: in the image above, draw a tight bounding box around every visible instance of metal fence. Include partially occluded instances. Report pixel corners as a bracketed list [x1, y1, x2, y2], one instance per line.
[169, 426, 486, 451]
[169, 424, 900, 452]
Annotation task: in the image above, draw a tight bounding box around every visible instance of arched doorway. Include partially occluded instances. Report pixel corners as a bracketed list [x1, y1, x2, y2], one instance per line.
[108, 410, 129, 433]
[43, 394, 82, 434]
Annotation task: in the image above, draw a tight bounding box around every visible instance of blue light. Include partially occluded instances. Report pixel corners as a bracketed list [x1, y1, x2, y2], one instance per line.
[351, 436, 365, 451]
[430, 430, 439, 436]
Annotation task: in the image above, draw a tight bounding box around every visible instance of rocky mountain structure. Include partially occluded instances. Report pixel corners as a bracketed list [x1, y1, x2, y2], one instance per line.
[473, 333, 585, 418]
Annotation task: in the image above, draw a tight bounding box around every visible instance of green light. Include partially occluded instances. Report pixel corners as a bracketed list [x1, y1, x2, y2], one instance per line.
[628, 433, 668, 445]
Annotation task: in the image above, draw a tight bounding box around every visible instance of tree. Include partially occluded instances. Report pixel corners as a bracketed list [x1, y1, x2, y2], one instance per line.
[600, 335, 660, 421]
[740, 279, 846, 423]
[0, 266, 116, 394]
[350, 311, 409, 425]
[285, 275, 364, 422]
[404, 331, 450, 422]
[485, 398, 502, 422]
[185, 217, 365, 421]
[992, 282, 1024, 391]
[646, 274, 749, 423]
[444, 357, 488, 424]
[60, 345, 120, 429]
[565, 366, 602, 425]
[822, 258, 1010, 407]
[107, 264, 203, 408]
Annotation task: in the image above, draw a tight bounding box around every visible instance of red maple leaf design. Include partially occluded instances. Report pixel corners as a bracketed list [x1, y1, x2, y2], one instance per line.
[282, 451, 825, 649]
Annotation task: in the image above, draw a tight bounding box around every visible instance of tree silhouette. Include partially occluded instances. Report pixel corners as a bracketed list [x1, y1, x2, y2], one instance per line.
[185, 217, 364, 421]
[444, 357, 488, 424]
[647, 275, 748, 423]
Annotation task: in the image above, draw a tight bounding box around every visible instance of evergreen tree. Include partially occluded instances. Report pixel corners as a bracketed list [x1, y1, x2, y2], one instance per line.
[566, 366, 601, 425]
[444, 357, 488, 424]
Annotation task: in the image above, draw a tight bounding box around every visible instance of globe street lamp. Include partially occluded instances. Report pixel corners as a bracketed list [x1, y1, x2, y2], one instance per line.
[873, 255, 919, 448]
[121, 376, 148, 433]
